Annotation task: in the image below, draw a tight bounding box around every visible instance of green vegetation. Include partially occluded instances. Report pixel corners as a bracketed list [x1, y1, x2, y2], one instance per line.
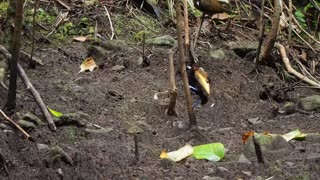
[0, 1, 9, 18]
[24, 8, 55, 25]
[54, 17, 94, 42]
[114, 14, 159, 42]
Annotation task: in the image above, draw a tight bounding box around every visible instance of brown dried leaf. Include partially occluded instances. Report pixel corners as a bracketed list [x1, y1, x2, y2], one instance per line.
[79, 57, 97, 73]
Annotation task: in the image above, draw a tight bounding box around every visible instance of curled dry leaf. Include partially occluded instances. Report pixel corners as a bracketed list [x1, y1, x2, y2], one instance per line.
[298, 50, 308, 62]
[160, 144, 193, 162]
[73, 36, 88, 42]
[79, 57, 98, 73]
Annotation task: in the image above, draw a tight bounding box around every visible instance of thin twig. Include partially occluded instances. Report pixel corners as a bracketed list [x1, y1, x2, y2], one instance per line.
[30, 0, 39, 68]
[54, 0, 70, 10]
[254, 0, 266, 68]
[134, 133, 139, 161]
[20, 50, 44, 66]
[288, 0, 292, 45]
[103, 5, 115, 40]
[0, 109, 33, 141]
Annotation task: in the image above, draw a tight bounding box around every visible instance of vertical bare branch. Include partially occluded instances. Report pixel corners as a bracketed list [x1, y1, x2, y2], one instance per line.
[166, 50, 178, 116]
[288, 0, 292, 45]
[259, 0, 281, 62]
[176, 1, 197, 129]
[5, 0, 25, 112]
[254, 0, 266, 68]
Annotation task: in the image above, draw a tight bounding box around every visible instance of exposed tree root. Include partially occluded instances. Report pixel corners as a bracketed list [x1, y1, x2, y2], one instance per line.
[275, 43, 320, 87]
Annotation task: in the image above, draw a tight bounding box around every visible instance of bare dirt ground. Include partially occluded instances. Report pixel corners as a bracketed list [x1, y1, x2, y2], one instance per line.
[1, 2, 320, 180]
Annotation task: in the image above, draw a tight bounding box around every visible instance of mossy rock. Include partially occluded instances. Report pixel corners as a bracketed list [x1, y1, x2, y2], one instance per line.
[298, 95, 320, 111]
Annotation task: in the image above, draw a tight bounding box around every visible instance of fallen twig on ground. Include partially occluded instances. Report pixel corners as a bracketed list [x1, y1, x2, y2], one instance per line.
[0, 109, 33, 141]
[20, 50, 44, 66]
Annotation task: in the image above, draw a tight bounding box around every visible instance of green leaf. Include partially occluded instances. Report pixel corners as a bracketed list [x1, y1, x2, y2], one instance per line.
[294, 10, 306, 23]
[192, 143, 225, 162]
[282, 129, 303, 142]
[48, 107, 63, 117]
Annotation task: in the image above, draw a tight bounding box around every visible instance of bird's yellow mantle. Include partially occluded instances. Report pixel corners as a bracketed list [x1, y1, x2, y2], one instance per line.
[194, 68, 210, 96]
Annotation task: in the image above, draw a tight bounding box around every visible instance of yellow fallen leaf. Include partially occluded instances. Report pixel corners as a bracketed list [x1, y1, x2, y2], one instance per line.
[73, 36, 88, 42]
[79, 57, 97, 73]
[160, 144, 193, 162]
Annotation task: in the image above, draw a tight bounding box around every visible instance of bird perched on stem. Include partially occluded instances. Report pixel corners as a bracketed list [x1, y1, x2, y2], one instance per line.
[193, 0, 232, 45]
[187, 65, 210, 109]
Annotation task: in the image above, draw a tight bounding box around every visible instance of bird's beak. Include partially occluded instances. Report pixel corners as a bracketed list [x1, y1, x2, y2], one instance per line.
[194, 70, 210, 96]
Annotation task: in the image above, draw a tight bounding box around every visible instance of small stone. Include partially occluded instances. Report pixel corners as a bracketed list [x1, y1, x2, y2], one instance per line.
[203, 176, 225, 180]
[146, 35, 177, 47]
[238, 154, 251, 164]
[278, 102, 296, 114]
[209, 49, 226, 60]
[85, 128, 113, 134]
[130, 98, 137, 103]
[23, 112, 44, 126]
[111, 65, 126, 72]
[37, 143, 49, 150]
[174, 177, 184, 180]
[172, 121, 185, 129]
[137, 57, 144, 65]
[57, 168, 63, 176]
[217, 166, 229, 173]
[0, 123, 8, 129]
[17, 120, 36, 129]
[286, 162, 295, 166]
[297, 95, 320, 111]
[247, 117, 261, 125]
[242, 171, 252, 177]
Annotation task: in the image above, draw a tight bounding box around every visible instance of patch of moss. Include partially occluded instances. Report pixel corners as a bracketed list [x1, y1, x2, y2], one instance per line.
[53, 17, 94, 42]
[0, 1, 9, 18]
[114, 14, 159, 42]
[24, 8, 55, 26]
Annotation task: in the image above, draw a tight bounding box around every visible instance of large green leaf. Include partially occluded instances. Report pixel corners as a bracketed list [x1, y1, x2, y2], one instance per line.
[192, 143, 225, 162]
